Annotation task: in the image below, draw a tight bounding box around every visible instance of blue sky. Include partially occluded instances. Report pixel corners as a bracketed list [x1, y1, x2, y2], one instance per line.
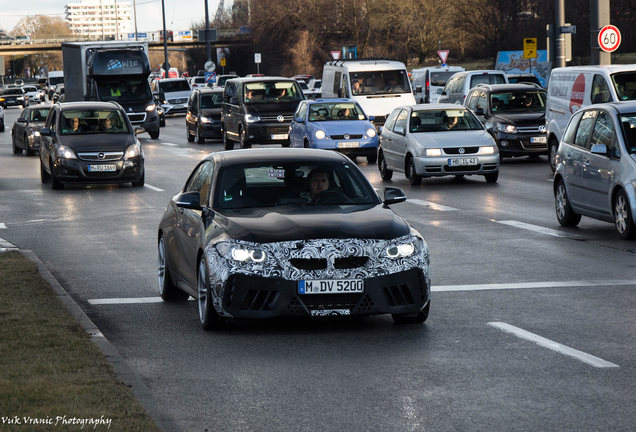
[0, 0, 224, 35]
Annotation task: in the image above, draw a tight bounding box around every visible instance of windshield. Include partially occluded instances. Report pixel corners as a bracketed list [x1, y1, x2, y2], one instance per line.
[409, 109, 484, 132]
[160, 80, 190, 92]
[308, 102, 367, 121]
[60, 109, 129, 135]
[200, 93, 222, 109]
[244, 81, 303, 103]
[30, 108, 51, 122]
[49, 77, 64, 86]
[620, 114, 636, 154]
[3, 89, 23, 95]
[490, 91, 546, 113]
[215, 161, 378, 210]
[349, 70, 411, 95]
[612, 72, 636, 101]
[97, 79, 152, 102]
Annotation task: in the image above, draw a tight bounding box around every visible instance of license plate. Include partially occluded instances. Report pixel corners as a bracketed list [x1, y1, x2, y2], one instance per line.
[298, 279, 364, 294]
[271, 134, 289, 140]
[88, 164, 117, 172]
[531, 136, 547, 144]
[448, 158, 477, 166]
[338, 142, 360, 148]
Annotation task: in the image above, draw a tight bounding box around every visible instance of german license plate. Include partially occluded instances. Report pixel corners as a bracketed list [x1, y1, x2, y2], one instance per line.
[531, 136, 547, 144]
[298, 279, 364, 294]
[271, 134, 289, 140]
[448, 158, 477, 166]
[338, 142, 360, 148]
[88, 164, 116, 172]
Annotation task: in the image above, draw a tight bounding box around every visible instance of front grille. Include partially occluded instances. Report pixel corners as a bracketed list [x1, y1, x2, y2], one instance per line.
[261, 126, 290, 134]
[240, 289, 280, 311]
[444, 147, 479, 155]
[517, 126, 543, 134]
[127, 113, 146, 123]
[330, 134, 363, 140]
[77, 152, 123, 161]
[167, 98, 187, 104]
[84, 171, 120, 178]
[261, 115, 293, 122]
[299, 293, 363, 310]
[383, 284, 416, 306]
[290, 258, 327, 270]
[445, 164, 480, 172]
[334, 256, 368, 269]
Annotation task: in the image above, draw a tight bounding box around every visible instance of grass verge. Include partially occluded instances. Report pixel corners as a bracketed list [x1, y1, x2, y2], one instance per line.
[0, 251, 162, 432]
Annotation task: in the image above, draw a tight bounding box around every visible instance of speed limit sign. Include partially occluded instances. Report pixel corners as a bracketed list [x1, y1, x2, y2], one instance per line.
[598, 25, 621, 53]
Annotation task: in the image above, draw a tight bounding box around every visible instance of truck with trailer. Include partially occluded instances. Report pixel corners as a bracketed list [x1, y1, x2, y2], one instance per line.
[61, 41, 161, 139]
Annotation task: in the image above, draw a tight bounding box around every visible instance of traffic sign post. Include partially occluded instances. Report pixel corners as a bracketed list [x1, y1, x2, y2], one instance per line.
[205, 72, 216, 86]
[598, 25, 621, 53]
[437, 50, 449, 66]
[255, 53, 261, 75]
[523, 38, 537, 75]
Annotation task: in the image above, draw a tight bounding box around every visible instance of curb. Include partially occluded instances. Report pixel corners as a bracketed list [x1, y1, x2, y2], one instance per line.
[19, 249, 181, 432]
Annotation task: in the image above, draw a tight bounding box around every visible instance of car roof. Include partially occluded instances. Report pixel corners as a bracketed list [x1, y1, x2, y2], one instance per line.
[580, 100, 636, 114]
[410, 103, 470, 111]
[57, 101, 122, 111]
[159, 78, 188, 82]
[196, 87, 224, 94]
[473, 83, 545, 92]
[307, 98, 353, 104]
[228, 77, 299, 84]
[208, 148, 349, 166]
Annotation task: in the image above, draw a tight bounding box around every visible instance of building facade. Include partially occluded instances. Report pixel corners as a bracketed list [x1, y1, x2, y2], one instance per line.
[65, 0, 132, 40]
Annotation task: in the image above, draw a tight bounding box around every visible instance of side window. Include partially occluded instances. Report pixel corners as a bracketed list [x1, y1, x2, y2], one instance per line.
[591, 75, 612, 104]
[394, 109, 409, 132]
[333, 71, 342, 95]
[184, 161, 214, 207]
[452, 76, 465, 94]
[466, 92, 477, 110]
[477, 91, 488, 110]
[48, 110, 57, 133]
[574, 110, 598, 149]
[223, 83, 236, 103]
[342, 74, 350, 98]
[20, 108, 28, 119]
[294, 102, 307, 121]
[492, 74, 506, 85]
[188, 92, 196, 110]
[562, 111, 583, 144]
[591, 111, 617, 156]
[384, 109, 400, 132]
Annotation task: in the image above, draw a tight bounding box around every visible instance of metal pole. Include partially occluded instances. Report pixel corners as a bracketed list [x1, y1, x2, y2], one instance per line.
[555, 0, 565, 68]
[133, 0, 138, 41]
[590, 0, 611, 65]
[204, 0, 211, 62]
[161, 0, 170, 72]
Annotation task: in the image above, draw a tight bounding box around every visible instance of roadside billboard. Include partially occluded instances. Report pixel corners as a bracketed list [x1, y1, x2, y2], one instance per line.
[495, 50, 550, 87]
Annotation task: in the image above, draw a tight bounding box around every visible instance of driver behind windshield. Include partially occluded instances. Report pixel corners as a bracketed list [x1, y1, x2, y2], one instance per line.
[301, 167, 330, 201]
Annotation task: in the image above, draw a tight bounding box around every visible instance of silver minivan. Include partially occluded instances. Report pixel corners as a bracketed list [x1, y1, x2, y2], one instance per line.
[554, 101, 636, 239]
[438, 70, 508, 105]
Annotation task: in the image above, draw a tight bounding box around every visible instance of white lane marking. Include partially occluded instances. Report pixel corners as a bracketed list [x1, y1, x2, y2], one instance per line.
[488, 322, 619, 368]
[0, 223, 6, 229]
[497, 220, 580, 238]
[89, 297, 167, 305]
[433, 279, 636, 292]
[144, 184, 164, 192]
[0, 237, 18, 249]
[159, 142, 179, 146]
[408, 199, 459, 211]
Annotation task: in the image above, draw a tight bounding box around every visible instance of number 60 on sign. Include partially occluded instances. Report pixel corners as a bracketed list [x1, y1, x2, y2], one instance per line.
[598, 25, 621, 53]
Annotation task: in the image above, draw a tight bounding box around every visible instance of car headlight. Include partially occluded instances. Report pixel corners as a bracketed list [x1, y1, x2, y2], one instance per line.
[56, 146, 76, 159]
[315, 130, 326, 139]
[231, 248, 266, 262]
[200, 116, 213, 124]
[386, 243, 415, 258]
[245, 114, 261, 123]
[425, 148, 442, 157]
[481, 146, 496, 154]
[496, 123, 517, 134]
[145, 104, 155, 112]
[125, 143, 141, 159]
[30, 130, 40, 137]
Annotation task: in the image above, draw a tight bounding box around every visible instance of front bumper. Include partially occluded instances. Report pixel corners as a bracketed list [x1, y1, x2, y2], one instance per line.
[161, 103, 187, 115]
[495, 132, 548, 156]
[126, 111, 160, 133]
[51, 156, 144, 185]
[204, 234, 431, 319]
[308, 137, 378, 158]
[412, 153, 500, 177]
[246, 122, 292, 145]
[199, 122, 223, 139]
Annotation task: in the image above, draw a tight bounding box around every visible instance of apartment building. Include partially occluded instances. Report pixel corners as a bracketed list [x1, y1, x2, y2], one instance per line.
[66, 0, 132, 39]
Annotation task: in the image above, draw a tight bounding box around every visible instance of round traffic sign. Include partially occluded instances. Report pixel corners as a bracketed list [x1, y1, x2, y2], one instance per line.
[598, 25, 621, 53]
[204, 61, 216, 72]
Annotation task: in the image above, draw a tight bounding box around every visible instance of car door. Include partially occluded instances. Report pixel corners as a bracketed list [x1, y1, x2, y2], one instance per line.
[383, 109, 409, 170]
[40, 108, 58, 172]
[13, 108, 28, 148]
[380, 109, 401, 169]
[567, 110, 597, 207]
[581, 110, 617, 215]
[289, 102, 308, 147]
[173, 160, 215, 286]
[185, 91, 196, 134]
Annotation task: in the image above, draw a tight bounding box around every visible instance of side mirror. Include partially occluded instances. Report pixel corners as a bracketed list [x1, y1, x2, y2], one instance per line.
[394, 125, 405, 135]
[134, 127, 146, 135]
[176, 191, 203, 210]
[590, 143, 609, 156]
[475, 107, 484, 116]
[383, 187, 407, 206]
[40, 128, 51, 136]
[414, 85, 422, 94]
[295, 117, 303, 123]
[441, 90, 447, 96]
[230, 97, 238, 104]
[18, 118, 27, 123]
[158, 91, 165, 102]
[368, 115, 375, 122]
[437, 88, 443, 94]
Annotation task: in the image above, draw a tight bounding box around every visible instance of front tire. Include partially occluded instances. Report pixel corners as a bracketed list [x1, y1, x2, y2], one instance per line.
[12, 135, 23, 154]
[158, 237, 189, 301]
[131, 171, 145, 187]
[484, 172, 499, 183]
[239, 127, 251, 149]
[379, 152, 393, 180]
[614, 189, 636, 240]
[40, 159, 50, 183]
[50, 163, 64, 190]
[223, 130, 234, 150]
[407, 157, 421, 186]
[548, 138, 559, 173]
[149, 129, 160, 140]
[392, 302, 430, 324]
[198, 257, 225, 331]
[186, 124, 194, 142]
[367, 154, 377, 164]
[555, 179, 580, 226]
[196, 125, 205, 144]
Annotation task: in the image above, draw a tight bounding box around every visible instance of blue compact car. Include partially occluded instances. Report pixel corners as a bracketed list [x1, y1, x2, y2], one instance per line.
[289, 98, 379, 163]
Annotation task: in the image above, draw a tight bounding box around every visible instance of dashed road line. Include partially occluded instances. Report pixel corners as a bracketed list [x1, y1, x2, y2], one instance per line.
[433, 279, 636, 292]
[144, 184, 164, 192]
[157, 142, 179, 146]
[488, 322, 619, 368]
[497, 220, 580, 238]
[0, 223, 6, 229]
[408, 199, 459, 211]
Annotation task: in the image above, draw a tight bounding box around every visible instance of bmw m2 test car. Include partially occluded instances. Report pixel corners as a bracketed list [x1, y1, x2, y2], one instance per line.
[157, 148, 431, 330]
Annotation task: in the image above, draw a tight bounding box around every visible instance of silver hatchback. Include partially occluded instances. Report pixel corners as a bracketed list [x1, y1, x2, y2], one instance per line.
[553, 102, 636, 239]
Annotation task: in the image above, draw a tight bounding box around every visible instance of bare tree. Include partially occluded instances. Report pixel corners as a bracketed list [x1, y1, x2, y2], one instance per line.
[11, 15, 72, 40]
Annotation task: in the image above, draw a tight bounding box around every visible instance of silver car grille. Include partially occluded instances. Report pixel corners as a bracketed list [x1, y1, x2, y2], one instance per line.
[127, 112, 146, 123]
[77, 152, 123, 161]
[261, 115, 293, 122]
[517, 126, 543, 134]
[168, 98, 187, 104]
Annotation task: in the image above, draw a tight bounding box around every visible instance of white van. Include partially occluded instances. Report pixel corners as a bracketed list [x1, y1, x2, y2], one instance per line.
[546, 64, 636, 171]
[411, 66, 465, 103]
[321, 59, 416, 126]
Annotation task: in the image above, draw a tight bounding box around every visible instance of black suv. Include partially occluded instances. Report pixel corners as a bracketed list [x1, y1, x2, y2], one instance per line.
[185, 87, 224, 143]
[221, 77, 304, 150]
[39, 101, 145, 189]
[464, 83, 548, 158]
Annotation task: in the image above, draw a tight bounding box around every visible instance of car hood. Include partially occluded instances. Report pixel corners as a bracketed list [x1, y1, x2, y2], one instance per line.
[411, 129, 495, 148]
[310, 120, 373, 134]
[60, 133, 136, 152]
[216, 205, 410, 243]
[200, 108, 222, 118]
[118, 100, 153, 113]
[490, 112, 545, 126]
[163, 91, 191, 100]
[245, 101, 300, 116]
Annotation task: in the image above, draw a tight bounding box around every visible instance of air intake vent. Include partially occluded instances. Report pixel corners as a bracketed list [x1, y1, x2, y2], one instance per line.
[289, 258, 327, 270]
[334, 256, 368, 269]
[383, 285, 416, 307]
